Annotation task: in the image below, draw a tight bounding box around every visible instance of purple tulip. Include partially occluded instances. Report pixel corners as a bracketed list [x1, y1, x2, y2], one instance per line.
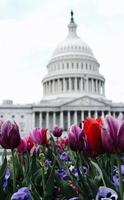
[52, 125, 63, 137]
[101, 115, 124, 152]
[69, 198, 79, 200]
[0, 120, 20, 149]
[95, 186, 118, 200]
[11, 187, 31, 200]
[68, 125, 85, 151]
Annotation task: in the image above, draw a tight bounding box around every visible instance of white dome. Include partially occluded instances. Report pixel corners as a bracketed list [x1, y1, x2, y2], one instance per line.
[52, 16, 94, 59]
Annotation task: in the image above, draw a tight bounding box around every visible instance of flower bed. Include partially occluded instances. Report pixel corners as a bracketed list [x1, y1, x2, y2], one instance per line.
[0, 115, 124, 199]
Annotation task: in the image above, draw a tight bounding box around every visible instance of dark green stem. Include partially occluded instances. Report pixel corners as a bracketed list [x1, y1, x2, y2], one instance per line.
[11, 149, 16, 192]
[117, 155, 123, 199]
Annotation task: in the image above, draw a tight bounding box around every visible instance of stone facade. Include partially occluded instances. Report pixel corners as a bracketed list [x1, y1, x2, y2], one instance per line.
[0, 12, 124, 135]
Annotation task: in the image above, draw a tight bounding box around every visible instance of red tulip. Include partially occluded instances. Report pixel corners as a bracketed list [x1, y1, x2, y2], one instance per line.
[16, 137, 27, 153]
[30, 128, 47, 145]
[0, 120, 20, 149]
[83, 117, 104, 156]
[26, 135, 34, 152]
[68, 125, 85, 151]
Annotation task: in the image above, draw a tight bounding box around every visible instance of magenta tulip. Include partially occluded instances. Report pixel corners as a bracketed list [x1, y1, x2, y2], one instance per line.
[0, 120, 20, 149]
[30, 128, 47, 145]
[16, 137, 27, 153]
[52, 125, 63, 137]
[101, 115, 124, 152]
[68, 125, 85, 151]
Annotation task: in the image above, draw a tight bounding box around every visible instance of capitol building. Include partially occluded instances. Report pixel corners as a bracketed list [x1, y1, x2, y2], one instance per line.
[0, 12, 124, 135]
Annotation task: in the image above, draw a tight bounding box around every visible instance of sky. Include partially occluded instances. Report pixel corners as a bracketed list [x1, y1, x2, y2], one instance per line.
[0, 0, 124, 104]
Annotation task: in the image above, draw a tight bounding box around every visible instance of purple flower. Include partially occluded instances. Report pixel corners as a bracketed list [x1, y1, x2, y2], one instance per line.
[52, 125, 63, 137]
[113, 165, 124, 190]
[68, 197, 79, 200]
[95, 186, 118, 200]
[11, 187, 31, 200]
[68, 125, 85, 151]
[101, 115, 124, 152]
[45, 159, 52, 165]
[3, 167, 10, 190]
[57, 168, 68, 180]
[0, 120, 20, 149]
[60, 152, 70, 161]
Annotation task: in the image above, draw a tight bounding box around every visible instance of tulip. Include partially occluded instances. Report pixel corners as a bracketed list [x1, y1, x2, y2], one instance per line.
[68, 125, 85, 151]
[16, 137, 27, 153]
[101, 115, 124, 152]
[30, 128, 47, 145]
[52, 125, 63, 137]
[26, 135, 34, 152]
[83, 117, 104, 156]
[0, 120, 20, 149]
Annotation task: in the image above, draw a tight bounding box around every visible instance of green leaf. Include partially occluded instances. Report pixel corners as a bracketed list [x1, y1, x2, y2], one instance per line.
[0, 157, 7, 180]
[91, 160, 106, 186]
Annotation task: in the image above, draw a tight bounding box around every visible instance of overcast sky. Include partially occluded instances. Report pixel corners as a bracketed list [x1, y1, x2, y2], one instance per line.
[0, 0, 124, 104]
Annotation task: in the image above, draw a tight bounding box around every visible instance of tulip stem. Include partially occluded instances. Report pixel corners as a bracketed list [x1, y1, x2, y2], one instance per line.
[116, 154, 123, 199]
[11, 149, 16, 192]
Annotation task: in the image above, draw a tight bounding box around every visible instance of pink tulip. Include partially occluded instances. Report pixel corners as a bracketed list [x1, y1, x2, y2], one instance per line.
[68, 125, 85, 151]
[30, 128, 47, 145]
[101, 115, 124, 152]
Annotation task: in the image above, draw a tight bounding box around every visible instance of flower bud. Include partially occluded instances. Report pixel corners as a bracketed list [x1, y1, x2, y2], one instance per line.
[52, 125, 63, 137]
[0, 120, 20, 149]
[68, 125, 85, 151]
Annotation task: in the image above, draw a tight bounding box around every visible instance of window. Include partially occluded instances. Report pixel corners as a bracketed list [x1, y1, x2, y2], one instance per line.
[0, 115, 3, 118]
[21, 115, 24, 119]
[12, 115, 15, 118]
[86, 63, 87, 69]
[76, 63, 79, 68]
[72, 63, 74, 68]
[81, 63, 83, 69]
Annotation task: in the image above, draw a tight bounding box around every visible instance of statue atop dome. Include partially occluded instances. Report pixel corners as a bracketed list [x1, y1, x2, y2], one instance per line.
[70, 10, 74, 23]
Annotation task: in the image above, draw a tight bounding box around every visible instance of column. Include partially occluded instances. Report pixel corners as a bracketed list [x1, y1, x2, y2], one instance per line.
[60, 111, 64, 128]
[113, 112, 116, 118]
[86, 78, 88, 92]
[32, 112, 35, 129]
[46, 112, 49, 130]
[67, 111, 71, 129]
[81, 111, 84, 121]
[75, 77, 77, 91]
[52, 80, 55, 94]
[80, 78, 83, 91]
[53, 112, 56, 127]
[58, 79, 61, 93]
[95, 80, 97, 93]
[69, 78, 71, 92]
[91, 79, 94, 93]
[94, 111, 98, 119]
[63, 78, 66, 92]
[88, 111, 91, 117]
[74, 111, 77, 125]
[39, 112, 43, 128]
[103, 82, 105, 96]
[101, 111, 104, 118]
